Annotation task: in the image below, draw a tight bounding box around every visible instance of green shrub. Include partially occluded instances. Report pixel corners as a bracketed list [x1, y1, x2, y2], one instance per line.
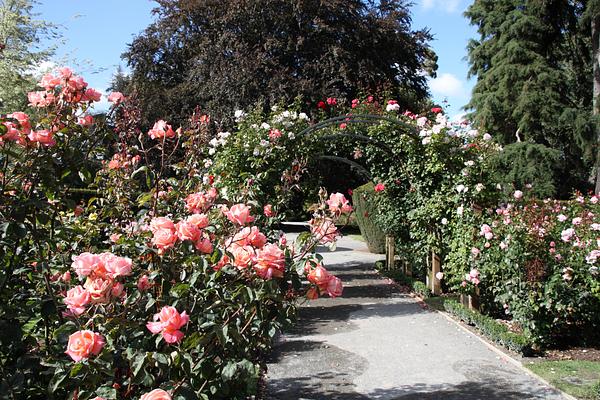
[352, 182, 386, 253]
[443, 300, 533, 356]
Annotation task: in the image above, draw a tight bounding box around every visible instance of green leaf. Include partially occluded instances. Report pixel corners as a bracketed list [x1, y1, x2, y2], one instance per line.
[221, 361, 237, 381]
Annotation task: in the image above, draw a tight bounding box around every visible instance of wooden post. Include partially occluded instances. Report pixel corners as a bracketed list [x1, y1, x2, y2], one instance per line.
[385, 236, 395, 270]
[430, 251, 442, 295]
[403, 260, 412, 277]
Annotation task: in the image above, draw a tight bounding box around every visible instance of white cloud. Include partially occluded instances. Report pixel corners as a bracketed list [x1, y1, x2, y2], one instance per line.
[421, 0, 462, 13]
[429, 73, 466, 98]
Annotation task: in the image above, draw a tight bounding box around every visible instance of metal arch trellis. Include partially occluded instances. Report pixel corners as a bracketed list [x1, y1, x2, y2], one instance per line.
[296, 113, 421, 183]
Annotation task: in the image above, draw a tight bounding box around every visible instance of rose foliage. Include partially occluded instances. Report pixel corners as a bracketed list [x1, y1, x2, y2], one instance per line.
[0, 69, 348, 399]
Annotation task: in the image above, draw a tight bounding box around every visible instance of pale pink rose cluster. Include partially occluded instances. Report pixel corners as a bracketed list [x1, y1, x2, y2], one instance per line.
[464, 268, 480, 286]
[325, 193, 353, 215]
[586, 250, 600, 265]
[305, 262, 343, 298]
[221, 226, 288, 280]
[64, 252, 133, 315]
[31, 67, 102, 107]
[146, 305, 190, 344]
[479, 224, 494, 240]
[150, 215, 213, 255]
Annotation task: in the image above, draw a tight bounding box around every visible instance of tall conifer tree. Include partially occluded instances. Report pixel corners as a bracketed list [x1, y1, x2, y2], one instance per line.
[466, 0, 596, 197]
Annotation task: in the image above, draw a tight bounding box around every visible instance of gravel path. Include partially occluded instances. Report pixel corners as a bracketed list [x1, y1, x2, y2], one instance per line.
[265, 234, 568, 399]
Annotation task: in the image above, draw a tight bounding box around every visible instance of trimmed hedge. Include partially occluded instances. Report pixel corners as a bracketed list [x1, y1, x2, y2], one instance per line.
[443, 299, 534, 356]
[376, 263, 431, 299]
[352, 182, 386, 254]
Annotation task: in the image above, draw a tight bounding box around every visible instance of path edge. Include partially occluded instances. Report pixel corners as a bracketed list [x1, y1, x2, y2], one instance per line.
[423, 297, 578, 400]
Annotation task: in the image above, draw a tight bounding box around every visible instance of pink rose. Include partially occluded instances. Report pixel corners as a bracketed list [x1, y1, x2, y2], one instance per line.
[146, 306, 189, 344]
[374, 183, 385, 192]
[137, 275, 153, 291]
[186, 213, 209, 229]
[306, 287, 319, 300]
[28, 90, 54, 107]
[8, 111, 31, 133]
[307, 265, 330, 291]
[40, 73, 61, 89]
[28, 129, 56, 146]
[111, 282, 124, 297]
[194, 236, 213, 254]
[175, 220, 201, 242]
[513, 190, 523, 200]
[150, 217, 175, 233]
[64, 285, 90, 316]
[110, 233, 121, 243]
[254, 244, 285, 279]
[231, 226, 267, 248]
[326, 193, 352, 214]
[310, 218, 339, 244]
[65, 330, 105, 362]
[225, 204, 255, 225]
[152, 228, 178, 252]
[263, 204, 274, 217]
[77, 115, 94, 126]
[231, 245, 256, 269]
[107, 91, 125, 104]
[83, 277, 113, 304]
[102, 254, 132, 278]
[61, 271, 72, 282]
[148, 120, 176, 140]
[140, 389, 172, 400]
[326, 276, 343, 298]
[185, 192, 212, 214]
[71, 252, 101, 278]
[82, 88, 102, 102]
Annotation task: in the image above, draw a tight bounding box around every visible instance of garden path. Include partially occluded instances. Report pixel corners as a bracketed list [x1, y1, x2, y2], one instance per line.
[265, 232, 568, 399]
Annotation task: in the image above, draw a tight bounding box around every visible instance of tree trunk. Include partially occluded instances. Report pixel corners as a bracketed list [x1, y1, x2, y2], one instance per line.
[593, 15, 600, 194]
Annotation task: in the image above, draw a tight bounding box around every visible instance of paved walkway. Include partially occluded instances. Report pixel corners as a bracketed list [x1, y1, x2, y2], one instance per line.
[265, 234, 567, 399]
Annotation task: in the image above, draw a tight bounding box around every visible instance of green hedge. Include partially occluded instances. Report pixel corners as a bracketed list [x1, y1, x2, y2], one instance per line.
[443, 299, 534, 356]
[376, 262, 431, 299]
[352, 183, 386, 254]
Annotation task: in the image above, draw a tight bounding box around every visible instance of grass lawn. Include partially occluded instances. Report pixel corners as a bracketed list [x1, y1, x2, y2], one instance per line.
[525, 360, 600, 399]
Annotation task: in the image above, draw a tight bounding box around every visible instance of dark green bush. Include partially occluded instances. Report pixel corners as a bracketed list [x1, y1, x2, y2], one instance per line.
[352, 183, 386, 253]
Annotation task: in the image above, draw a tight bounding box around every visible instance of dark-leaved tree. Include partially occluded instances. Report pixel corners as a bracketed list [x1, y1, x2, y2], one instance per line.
[122, 0, 437, 127]
[466, 0, 598, 197]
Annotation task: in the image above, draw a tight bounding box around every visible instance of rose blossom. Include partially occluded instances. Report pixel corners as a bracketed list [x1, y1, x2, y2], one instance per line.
[306, 287, 319, 300]
[194, 235, 213, 254]
[84, 277, 113, 304]
[140, 389, 172, 400]
[231, 245, 256, 269]
[513, 190, 523, 200]
[231, 226, 267, 248]
[374, 183, 385, 192]
[572, 217, 582, 226]
[148, 120, 176, 140]
[263, 204, 274, 217]
[71, 252, 101, 278]
[65, 330, 105, 362]
[307, 265, 330, 291]
[102, 253, 133, 278]
[146, 306, 189, 344]
[310, 218, 339, 244]
[186, 213, 209, 229]
[152, 228, 178, 252]
[107, 91, 125, 104]
[435, 272, 444, 280]
[185, 192, 212, 214]
[326, 276, 343, 297]
[175, 220, 201, 242]
[137, 275, 153, 291]
[326, 193, 353, 214]
[471, 247, 480, 256]
[254, 244, 285, 279]
[150, 217, 175, 233]
[64, 285, 90, 315]
[28, 129, 56, 146]
[561, 228, 575, 242]
[557, 214, 568, 222]
[225, 204, 255, 225]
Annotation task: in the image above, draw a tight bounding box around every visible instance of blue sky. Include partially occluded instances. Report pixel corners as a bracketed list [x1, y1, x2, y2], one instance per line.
[34, 0, 476, 117]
